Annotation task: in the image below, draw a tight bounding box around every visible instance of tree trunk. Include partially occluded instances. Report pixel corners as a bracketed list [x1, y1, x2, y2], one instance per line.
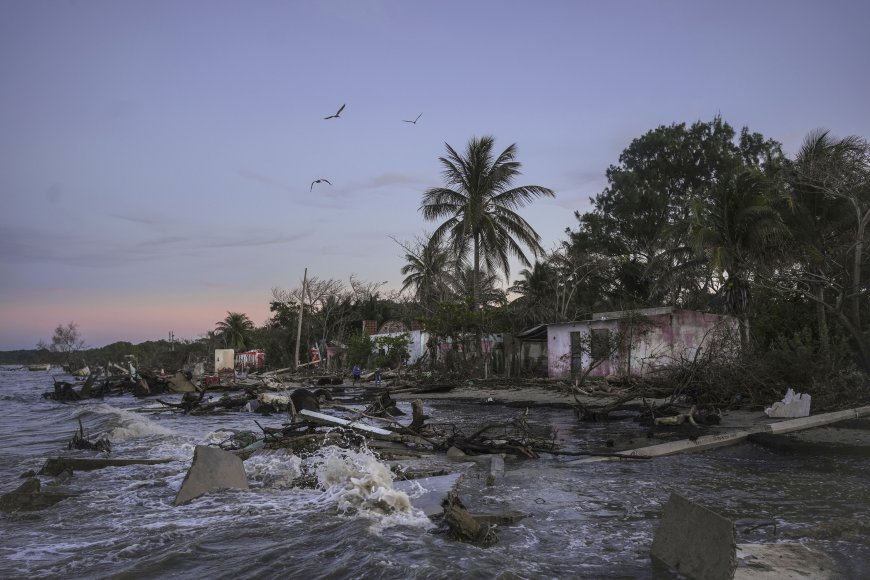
[851, 210, 870, 335]
[472, 234, 480, 311]
[815, 283, 830, 366]
[835, 310, 870, 373]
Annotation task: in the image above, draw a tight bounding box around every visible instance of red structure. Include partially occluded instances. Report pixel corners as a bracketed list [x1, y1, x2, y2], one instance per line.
[236, 350, 265, 369]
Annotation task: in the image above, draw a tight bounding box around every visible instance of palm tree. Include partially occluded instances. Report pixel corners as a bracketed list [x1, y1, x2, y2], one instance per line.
[215, 312, 256, 351]
[786, 130, 870, 369]
[420, 136, 555, 310]
[448, 264, 506, 309]
[687, 169, 787, 348]
[400, 238, 453, 308]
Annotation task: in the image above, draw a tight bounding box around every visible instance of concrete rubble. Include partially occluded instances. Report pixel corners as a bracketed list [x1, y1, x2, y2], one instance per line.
[174, 445, 250, 506]
[0, 477, 73, 513]
[650, 493, 737, 580]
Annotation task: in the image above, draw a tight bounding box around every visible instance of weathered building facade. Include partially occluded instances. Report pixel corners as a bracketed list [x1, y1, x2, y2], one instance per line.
[523, 307, 738, 380]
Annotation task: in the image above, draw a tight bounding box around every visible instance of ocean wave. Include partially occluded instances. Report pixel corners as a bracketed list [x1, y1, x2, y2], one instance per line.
[74, 404, 176, 440]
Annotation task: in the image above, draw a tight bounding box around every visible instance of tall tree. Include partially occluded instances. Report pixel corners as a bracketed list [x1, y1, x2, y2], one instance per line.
[399, 236, 453, 309]
[778, 130, 870, 369]
[215, 312, 255, 351]
[420, 136, 554, 310]
[49, 322, 86, 363]
[573, 117, 783, 309]
[687, 168, 788, 348]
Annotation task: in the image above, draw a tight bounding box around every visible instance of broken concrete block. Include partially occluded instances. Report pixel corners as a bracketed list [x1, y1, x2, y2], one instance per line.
[167, 371, 197, 393]
[765, 388, 811, 418]
[650, 493, 736, 580]
[0, 478, 73, 512]
[488, 455, 504, 486]
[174, 445, 249, 506]
[394, 473, 464, 517]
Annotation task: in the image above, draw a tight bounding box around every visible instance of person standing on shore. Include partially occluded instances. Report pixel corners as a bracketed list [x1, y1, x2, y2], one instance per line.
[374, 368, 382, 387]
[352, 364, 361, 386]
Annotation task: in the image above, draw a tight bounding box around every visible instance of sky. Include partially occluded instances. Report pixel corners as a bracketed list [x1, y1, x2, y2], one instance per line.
[1, 0, 869, 350]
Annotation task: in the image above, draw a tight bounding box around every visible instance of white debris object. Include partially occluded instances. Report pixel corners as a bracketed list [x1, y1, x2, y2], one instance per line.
[765, 388, 811, 418]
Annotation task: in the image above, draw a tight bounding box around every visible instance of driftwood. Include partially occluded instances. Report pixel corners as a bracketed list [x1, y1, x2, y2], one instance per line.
[574, 388, 643, 421]
[364, 391, 404, 417]
[264, 431, 362, 453]
[408, 399, 427, 431]
[654, 405, 698, 427]
[68, 419, 111, 452]
[441, 492, 498, 546]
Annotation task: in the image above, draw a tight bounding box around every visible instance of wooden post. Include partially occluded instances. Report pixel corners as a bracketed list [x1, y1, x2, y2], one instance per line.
[294, 267, 307, 369]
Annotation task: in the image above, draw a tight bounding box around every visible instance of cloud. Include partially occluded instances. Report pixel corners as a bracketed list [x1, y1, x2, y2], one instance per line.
[237, 169, 296, 195]
[0, 223, 315, 270]
[110, 213, 170, 228]
[354, 172, 427, 190]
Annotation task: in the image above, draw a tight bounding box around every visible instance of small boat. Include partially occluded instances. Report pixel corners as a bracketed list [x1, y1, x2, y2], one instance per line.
[27, 363, 52, 371]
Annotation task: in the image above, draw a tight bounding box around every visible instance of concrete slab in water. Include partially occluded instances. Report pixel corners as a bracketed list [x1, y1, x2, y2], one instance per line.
[173, 445, 249, 506]
[650, 493, 736, 580]
[394, 472, 463, 517]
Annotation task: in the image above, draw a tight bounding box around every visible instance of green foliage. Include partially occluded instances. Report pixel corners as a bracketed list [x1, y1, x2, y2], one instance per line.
[373, 333, 411, 368]
[269, 300, 298, 329]
[400, 238, 452, 303]
[421, 135, 554, 309]
[571, 116, 783, 311]
[215, 312, 256, 351]
[421, 301, 485, 339]
[345, 333, 374, 368]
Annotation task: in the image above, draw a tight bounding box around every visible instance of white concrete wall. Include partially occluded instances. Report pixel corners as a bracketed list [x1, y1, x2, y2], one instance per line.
[214, 349, 235, 371]
[368, 330, 429, 365]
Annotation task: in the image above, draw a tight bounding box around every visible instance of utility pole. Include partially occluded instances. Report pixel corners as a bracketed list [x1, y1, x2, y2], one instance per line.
[294, 267, 307, 369]
[169, 330, 174, 351]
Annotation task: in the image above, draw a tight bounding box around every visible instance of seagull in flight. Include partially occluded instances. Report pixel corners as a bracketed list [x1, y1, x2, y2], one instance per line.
[324, 104, 345, 120]
[310, 178, 332, 191]
[403, 113, 423, 124]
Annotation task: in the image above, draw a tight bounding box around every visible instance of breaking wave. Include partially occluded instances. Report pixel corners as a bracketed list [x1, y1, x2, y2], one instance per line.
[75, 404, 176, 440]
[307, 446, 433, 532]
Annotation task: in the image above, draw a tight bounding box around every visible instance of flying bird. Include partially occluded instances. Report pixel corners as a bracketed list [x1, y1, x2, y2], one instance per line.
[324, 104, 345, 119]
[310, 178, 332, 191]
[403, 113, 423, 124]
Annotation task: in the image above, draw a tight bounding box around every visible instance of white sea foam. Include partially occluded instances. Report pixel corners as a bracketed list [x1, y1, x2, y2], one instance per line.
[245, 450, 303, 489]
[308, 446, 432, 532]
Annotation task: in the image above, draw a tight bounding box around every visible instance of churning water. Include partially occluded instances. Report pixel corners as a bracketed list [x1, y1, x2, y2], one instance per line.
[2, 365, 870, 579]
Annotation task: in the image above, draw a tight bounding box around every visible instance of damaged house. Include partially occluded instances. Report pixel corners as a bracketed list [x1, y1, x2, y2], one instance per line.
[516, 307, 738, 379]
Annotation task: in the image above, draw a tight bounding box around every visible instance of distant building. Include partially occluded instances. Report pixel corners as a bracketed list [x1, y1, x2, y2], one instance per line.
[235, 349, 265, 369]
[516, 307, 738, 379]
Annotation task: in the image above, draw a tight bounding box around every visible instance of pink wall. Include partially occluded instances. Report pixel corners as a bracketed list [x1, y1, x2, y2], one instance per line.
[545, 309, 737, 379]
